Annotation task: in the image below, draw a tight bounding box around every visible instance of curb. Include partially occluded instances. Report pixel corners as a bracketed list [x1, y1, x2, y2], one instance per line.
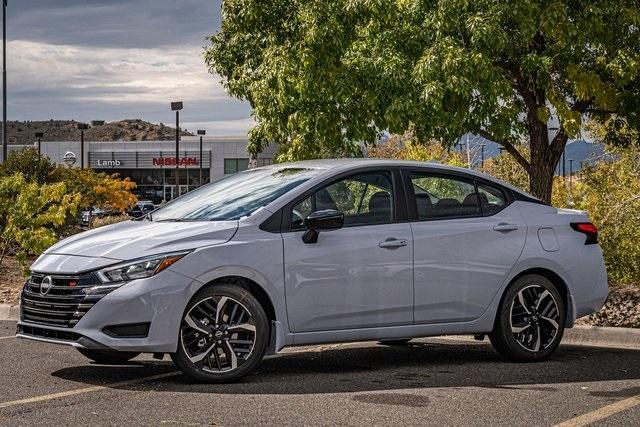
[0, 303, 638, 350]
[562, 325, 640, 350]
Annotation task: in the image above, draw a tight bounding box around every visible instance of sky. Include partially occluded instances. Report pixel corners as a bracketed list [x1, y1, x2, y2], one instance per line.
[4, 0, 253, 136]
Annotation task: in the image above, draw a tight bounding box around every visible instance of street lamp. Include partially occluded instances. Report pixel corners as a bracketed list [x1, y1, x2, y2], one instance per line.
[479, 143, 486, 169]
[2, 0, 7, 164]
[197, 129, 205, 186]
[171, 101, 183, 199]
[35, 131, 43, 155]
[77, 123, 89, 169]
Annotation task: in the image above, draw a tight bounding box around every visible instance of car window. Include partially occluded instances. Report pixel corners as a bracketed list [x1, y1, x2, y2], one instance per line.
[410, 173, 480, 219]
[477, 183, 507, 215]
[152, 167, 321, 221]
[290, 171, 394, 229]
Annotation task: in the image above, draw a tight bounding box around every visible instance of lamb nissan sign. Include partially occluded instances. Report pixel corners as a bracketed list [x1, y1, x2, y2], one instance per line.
[89, 151, 208, 169]
[152, 156, 199, 166]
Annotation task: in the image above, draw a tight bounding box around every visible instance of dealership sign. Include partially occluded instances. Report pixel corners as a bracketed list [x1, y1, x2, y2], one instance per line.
[152, 157, 199, 166]
[63, 151, 77, 166]
[97, 159, 122, 167]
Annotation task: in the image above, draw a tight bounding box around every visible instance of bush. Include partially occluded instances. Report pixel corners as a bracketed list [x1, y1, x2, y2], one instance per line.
[53, 167, 138, 213]
[0, 174, 81, 273]
[368, 132, 466, 167]
[90, 215, 130, 229]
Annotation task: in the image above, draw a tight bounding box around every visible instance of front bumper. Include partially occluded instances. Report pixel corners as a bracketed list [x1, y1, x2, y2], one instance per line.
[17, 269, 202, 353]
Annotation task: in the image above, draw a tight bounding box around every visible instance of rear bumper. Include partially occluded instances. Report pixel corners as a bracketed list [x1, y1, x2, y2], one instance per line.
[17, 269, 202, 353]
[566, 245, 609, 321]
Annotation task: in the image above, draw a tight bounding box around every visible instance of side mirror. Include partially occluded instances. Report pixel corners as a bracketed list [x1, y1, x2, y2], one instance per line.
[302, 209, 344, 244]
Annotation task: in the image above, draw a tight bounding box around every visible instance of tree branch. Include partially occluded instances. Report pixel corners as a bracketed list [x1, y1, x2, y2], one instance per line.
[475, 129, 530, 172]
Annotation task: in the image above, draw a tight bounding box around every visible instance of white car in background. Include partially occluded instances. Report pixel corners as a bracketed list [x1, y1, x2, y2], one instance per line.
[18, 159, 608, 382]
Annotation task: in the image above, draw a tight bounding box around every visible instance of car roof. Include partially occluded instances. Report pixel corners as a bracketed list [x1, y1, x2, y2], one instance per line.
[258, 158, 537, 200]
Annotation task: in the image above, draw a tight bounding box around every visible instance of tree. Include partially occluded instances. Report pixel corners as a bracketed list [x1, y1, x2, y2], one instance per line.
[207, 0, 640, 202]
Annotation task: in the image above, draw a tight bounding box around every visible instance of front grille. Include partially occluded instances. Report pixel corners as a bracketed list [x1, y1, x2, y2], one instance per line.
[17, 324, 81, 341]
[20, 272, 114, 328]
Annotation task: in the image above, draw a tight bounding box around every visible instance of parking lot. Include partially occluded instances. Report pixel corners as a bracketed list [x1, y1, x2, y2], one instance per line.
[0, 320, 638, 426]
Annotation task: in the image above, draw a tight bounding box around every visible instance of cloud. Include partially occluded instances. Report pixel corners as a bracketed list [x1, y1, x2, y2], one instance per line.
[6, 1, 252, 136]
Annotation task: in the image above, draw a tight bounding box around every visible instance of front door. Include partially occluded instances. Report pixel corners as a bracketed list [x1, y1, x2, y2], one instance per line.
[406, 170, 527, 324]
[283, 170, 414, 333]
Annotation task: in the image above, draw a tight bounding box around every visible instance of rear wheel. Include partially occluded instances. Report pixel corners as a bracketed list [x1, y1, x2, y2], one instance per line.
[171, 283, 269, 383]
[77, 348, 140, 364]
[489, 274, 565, 362]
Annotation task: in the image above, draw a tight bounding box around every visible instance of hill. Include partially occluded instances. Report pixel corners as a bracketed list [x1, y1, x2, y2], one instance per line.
[5, 119, 193, 145]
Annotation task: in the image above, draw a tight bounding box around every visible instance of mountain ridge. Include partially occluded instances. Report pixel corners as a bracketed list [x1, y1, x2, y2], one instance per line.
[5, 119, 193, 145]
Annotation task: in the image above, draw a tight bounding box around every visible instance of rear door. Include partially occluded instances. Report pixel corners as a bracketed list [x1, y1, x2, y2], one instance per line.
[405, 169, 526, 324]
[282, 169, 414, 333]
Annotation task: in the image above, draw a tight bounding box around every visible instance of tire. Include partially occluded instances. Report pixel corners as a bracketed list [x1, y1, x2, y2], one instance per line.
[171, 283, 269, 383]
[489, 274, 565, 362]
[77, 348, 140, 364]
[378, 339, 412, 346]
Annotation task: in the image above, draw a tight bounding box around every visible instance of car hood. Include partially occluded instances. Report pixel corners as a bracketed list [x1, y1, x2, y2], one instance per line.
[44, 220, 239, 261]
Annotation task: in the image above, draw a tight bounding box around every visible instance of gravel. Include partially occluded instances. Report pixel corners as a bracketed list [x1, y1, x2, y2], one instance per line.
[577, 285, 640, 328]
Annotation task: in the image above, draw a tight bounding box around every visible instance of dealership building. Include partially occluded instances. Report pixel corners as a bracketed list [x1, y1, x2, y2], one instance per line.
[31, 136, 277, 203]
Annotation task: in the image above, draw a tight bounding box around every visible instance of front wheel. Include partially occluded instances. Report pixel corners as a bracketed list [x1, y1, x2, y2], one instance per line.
[489, 274, 565, 362]
[77, 348, 140, 364]
[171, 283, 269, 383]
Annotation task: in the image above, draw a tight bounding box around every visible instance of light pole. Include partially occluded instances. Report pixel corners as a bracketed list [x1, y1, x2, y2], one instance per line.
[197, 129, 205, 186]
[479, 143, 486, 169]
[569, 159, 574, 189]
[77, 123, 88, 169]
[35, 131, 43, 155]
[2, 0, 7, 164]
[171, 101, 183, 199]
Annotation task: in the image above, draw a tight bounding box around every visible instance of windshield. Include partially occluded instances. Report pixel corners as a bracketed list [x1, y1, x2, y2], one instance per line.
[151, 167, 320, 221]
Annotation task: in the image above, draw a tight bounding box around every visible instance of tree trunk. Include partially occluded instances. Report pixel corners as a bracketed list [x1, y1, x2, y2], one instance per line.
[528, 127, 566, 204]
[528, 159, 555, 203]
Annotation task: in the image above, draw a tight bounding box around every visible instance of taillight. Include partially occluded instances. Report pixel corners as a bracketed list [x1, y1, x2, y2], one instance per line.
[570, 222, 598, 245]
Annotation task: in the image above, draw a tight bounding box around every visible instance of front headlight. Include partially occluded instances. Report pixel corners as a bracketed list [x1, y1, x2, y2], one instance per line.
[96, 251, 190, 284]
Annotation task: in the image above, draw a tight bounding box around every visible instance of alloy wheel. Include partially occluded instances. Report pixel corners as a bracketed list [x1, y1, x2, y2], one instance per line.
[509, 285, 561, 352]
[180, 296, 257, 373]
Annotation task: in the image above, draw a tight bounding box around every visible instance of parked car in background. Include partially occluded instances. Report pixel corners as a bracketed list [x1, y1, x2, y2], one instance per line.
[126, 201, 155, 218]
[18, 160, 609, 383]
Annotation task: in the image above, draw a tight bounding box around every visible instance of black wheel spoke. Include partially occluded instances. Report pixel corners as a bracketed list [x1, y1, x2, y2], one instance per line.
[180, 296, 256, 373]
[510, 285, 560, 353]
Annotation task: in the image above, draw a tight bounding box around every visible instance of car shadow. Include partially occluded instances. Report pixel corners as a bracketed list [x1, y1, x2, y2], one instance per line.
[51, 341, 640, 396]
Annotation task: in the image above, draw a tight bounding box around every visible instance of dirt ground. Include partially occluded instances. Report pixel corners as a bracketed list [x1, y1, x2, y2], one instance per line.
[0, 256, 27, 305]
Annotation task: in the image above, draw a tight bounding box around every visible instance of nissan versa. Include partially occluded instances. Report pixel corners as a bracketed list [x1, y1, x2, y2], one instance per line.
[17, 159, 609, 383]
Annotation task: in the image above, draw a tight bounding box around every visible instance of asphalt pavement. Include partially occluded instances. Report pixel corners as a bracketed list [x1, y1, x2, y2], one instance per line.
[0, 320, 638, 426]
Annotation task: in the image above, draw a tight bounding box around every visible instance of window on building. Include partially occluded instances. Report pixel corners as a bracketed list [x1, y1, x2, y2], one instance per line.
[224, 158, 250, 175]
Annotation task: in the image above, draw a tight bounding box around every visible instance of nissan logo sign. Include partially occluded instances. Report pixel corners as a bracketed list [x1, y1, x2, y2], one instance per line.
[63, 151, 77, 165]
[40, 276, 53, 295]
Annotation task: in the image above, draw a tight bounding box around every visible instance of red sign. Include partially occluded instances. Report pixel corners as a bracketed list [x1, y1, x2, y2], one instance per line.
[152, 157, 199, 166]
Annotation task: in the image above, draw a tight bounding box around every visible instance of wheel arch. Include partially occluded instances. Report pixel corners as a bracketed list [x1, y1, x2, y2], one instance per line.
[499, 267, 574, 328]
[202, 275, 277, 325]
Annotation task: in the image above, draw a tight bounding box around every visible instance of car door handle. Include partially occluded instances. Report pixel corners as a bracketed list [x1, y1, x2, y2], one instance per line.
[378, 238, 408, 249]
[493, 223, 519, 232]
